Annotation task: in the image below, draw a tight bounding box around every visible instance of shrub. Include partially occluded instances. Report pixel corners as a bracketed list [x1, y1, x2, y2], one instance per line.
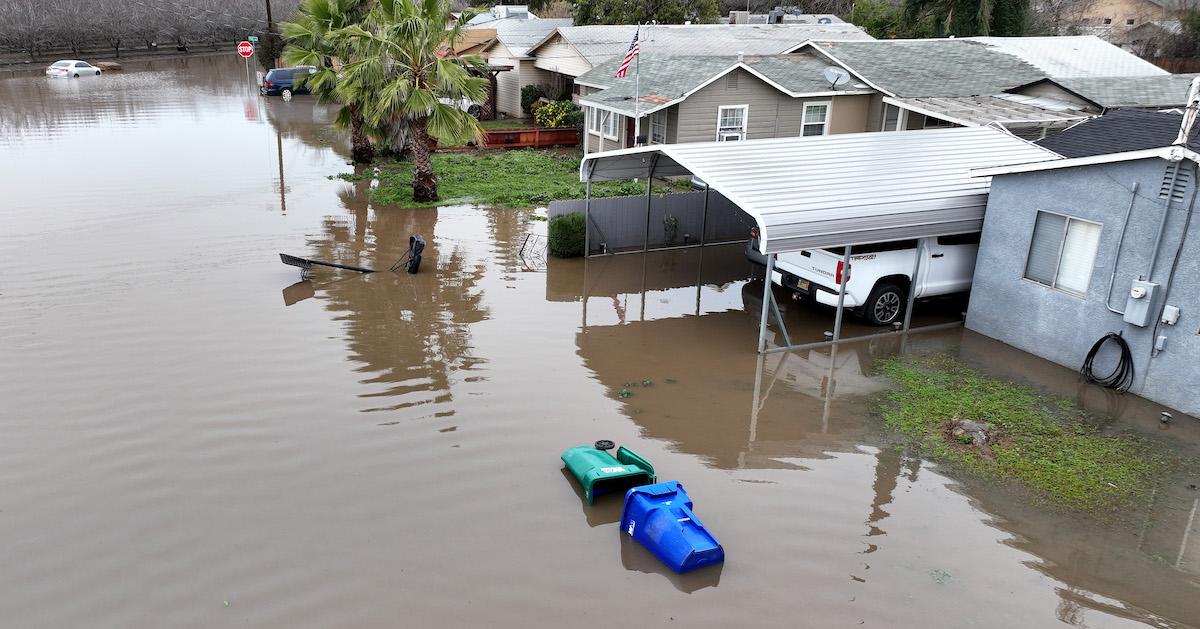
[520, 84, 548, 114]
[548, 212, 586, 257]
[534, 100, 583, 129]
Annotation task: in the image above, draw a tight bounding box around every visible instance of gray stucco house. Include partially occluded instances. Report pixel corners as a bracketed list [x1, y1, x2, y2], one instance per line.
[968, 110, 1200, 415]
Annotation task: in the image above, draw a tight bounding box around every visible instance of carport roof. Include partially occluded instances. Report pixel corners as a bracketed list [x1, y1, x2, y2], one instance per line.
[579, 127, 1061, 253]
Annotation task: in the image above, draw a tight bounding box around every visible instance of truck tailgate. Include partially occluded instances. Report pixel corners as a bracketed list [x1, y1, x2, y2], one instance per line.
[777, 249, 842, 288]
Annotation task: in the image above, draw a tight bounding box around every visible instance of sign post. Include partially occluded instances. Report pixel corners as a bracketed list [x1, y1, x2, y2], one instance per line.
[237, 41, 255, 88]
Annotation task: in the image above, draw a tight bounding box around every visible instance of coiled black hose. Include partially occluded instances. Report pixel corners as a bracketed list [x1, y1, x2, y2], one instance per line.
[1080, 332, 1135, 393]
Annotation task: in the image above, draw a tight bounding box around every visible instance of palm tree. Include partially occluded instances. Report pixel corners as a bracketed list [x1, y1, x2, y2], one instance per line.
[333, 0, 488, 202]
[281, 0, 376, 164]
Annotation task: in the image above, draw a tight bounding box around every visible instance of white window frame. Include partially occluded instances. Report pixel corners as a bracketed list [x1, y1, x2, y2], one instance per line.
[1023, 210, 1104, 297]
[716, 104, 748, 141]
[588, 108, 620, 141]
[801, 101, 831, 137]
[881, 103, 908, 132]
[588, 107, 601, 134]
[649, 109, 668, 144]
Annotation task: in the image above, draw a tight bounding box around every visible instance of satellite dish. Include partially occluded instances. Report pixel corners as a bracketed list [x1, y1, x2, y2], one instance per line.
[817, 16, 833, 24]
[823, 66, 850, 89]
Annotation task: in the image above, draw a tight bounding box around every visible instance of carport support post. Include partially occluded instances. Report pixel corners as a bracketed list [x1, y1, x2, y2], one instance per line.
[583, 180, 592, 257]
[831, 245, 853, 343]
[901, 242, 922, 332]
[699, 184, 710, 246]
[758, 254, 775, 353]
[643, 155, 659, 253]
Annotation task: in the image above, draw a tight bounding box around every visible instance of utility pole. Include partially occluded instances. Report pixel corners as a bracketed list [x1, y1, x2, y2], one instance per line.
[264, 0, 278, 68]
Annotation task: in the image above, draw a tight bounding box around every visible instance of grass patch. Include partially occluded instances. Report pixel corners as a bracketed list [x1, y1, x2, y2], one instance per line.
[879, 354, 1173, 512]
[335, 149, 689, 208]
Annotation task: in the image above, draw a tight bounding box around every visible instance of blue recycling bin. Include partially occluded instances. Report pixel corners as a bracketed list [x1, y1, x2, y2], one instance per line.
[620, 481, 724, 573]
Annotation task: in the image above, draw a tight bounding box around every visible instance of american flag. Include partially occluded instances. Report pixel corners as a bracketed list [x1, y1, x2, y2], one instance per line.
[614, 31, 639, 78]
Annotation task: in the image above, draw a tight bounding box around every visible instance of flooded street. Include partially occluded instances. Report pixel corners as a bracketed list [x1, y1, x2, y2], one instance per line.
[2, 54, 1199, 628]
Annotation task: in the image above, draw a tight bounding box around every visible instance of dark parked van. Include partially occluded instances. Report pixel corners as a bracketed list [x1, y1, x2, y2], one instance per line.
[260, 66, 317, 97]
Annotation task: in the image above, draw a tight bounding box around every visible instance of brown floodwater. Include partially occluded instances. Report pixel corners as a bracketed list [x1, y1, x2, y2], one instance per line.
[1, 54, 1198, 628]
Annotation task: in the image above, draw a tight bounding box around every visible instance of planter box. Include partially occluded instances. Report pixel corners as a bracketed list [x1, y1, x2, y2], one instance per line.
[482, 126, 581, 149]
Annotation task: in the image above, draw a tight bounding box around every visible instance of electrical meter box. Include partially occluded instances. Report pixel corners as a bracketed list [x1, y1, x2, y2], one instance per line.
[1123, 280, 1162, 327]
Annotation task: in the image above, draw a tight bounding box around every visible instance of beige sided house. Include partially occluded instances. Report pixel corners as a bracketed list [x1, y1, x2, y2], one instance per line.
[525, 23, 875, 103]
[1041, 0, 1186, 33]
[473, 18, 573, 118]
[578, 35, 1179, 152]
[578, 53, 876, 153]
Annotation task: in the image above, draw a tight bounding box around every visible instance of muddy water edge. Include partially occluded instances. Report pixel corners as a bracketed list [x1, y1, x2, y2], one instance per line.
[1, 53, 1198, 629]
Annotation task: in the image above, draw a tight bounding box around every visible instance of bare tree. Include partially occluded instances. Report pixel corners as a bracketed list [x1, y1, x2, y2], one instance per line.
[0, 0, 302, 61]
[0, 0, 53, 61]
[1026, 0, 1099, 35]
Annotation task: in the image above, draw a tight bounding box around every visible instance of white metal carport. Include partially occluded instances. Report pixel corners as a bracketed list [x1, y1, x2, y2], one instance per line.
[579, 126, 1061, 353]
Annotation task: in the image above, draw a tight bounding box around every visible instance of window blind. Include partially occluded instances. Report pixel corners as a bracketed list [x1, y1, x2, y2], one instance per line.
[1025, 212, 1067, 286]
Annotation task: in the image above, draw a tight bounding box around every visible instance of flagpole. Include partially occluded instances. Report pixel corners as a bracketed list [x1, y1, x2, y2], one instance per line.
[633, 23, 641, 147]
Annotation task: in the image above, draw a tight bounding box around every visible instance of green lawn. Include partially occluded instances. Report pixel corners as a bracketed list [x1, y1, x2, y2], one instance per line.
[879, 354, 1176, 512]
[336, 148, 689, 208]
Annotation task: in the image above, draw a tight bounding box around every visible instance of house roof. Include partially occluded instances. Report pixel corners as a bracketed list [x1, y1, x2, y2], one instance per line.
[1035, 109, 1200, 158]
[578, 53, 874, 117]
[884, 94, 1092, 127]
[465, 5, 537, 26]
[440, 28, 495, 57]
[804, 36, 1168, 98]
[476, 18, 573, 57]
[965, 36, 1167, 78]
[1026, 74, 1200, 109]
[580, 126, 1061, 253]
[973, 146, 1200, 178]
[529, 23, 873, 67]
[810, 39, 1048, 97]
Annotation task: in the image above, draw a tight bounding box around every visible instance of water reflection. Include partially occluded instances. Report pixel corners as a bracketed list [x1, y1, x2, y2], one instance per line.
[0, 54, 265, 138]
[4, 51, 1198, 628]
[569, 246, 1200, 625]
[299, 180, 489, 416]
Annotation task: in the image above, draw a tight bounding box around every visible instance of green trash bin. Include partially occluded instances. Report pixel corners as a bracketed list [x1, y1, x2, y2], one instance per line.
[562, 440, 656, 504]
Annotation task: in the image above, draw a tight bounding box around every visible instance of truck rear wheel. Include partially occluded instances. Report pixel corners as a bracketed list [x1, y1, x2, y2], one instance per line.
[863, 283, 905, 326]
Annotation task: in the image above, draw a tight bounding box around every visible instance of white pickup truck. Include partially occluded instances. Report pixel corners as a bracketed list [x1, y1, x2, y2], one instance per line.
[747, 232, 981, 325]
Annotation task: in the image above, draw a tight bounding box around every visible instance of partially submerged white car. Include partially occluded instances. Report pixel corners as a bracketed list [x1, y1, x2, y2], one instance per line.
[46, 60, 101, 78]
[747, 232, 980, 325]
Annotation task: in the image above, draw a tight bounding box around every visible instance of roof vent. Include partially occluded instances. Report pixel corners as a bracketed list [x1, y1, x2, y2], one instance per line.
[1159, 161, 1192, 203]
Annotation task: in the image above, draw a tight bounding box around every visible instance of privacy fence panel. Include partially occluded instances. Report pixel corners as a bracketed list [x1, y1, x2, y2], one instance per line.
[549, 190, 753, 254]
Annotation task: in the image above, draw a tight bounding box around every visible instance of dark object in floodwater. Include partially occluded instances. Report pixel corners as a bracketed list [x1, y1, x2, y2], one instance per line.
[388, 234, 426, 274]
[279, 253, 375, 274]
[561, 442, 655, 505]
[621, 481, 724, 574]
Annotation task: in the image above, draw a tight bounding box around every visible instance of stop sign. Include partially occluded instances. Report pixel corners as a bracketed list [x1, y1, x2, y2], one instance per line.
[237, 41, 254, 58]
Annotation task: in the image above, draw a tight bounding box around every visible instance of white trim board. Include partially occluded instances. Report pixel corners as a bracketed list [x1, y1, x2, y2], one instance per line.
[971, 146, 1200, 177]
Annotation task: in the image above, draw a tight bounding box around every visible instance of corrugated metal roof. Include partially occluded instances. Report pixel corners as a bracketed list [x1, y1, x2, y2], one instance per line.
[967, 36, 1168, 78]
[539, 23, 872, 67]
[886, 95, 1091, 126]
[580, 127, 1061, 253]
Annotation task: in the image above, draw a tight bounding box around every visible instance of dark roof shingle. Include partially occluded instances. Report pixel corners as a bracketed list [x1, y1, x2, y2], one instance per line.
[1035, 109, 1200, 158]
